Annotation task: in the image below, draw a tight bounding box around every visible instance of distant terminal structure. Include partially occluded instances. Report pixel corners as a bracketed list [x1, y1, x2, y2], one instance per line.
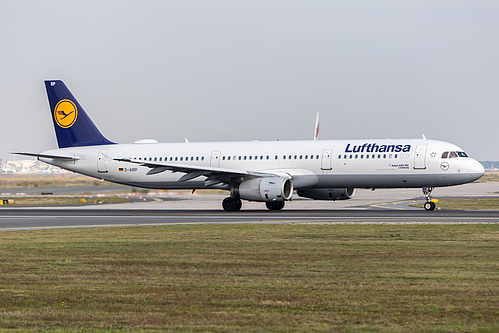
[480, 161, 499, 172]
[0, 157, 66, 174]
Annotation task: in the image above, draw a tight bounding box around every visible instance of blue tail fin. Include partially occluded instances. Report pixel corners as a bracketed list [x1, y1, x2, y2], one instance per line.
[45, 80, 115, 148]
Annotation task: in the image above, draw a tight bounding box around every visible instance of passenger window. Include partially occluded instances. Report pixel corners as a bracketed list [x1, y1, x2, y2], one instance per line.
[244, 156, 247, 160]
[175, 157, 178, 161]
[383, 154, 386, 159]
[266, 156, 269, 160]
[283, 155, 286, 160]
[249, 156, 252, 160]
[316, 155, 319, 159]
[196, 157, 199, 161]
[275, 155, 278, 160]
[360, 155, 363, 159]
[180, 157, 183, 161]
[355, 155, 358, 159]
[222, 156, 225, 160]
[366, 155, 369, 159]
[338, 155, 341, 159]
[300, 155, 303, 159]
[201, 157, 204, 161]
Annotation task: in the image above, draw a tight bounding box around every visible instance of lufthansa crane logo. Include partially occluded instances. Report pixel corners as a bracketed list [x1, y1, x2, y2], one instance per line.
[54, 99, 78, 128]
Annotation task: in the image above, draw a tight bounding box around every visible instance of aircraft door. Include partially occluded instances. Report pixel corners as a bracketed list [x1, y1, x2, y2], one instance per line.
[321, 149, 332, 170]
[414, 145, 427, 169]
[98, 149, 109, 173]
[210, 151, 221, 168]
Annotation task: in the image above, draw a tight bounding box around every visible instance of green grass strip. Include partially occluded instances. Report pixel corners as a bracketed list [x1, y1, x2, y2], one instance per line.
[0, 224, 497, 332]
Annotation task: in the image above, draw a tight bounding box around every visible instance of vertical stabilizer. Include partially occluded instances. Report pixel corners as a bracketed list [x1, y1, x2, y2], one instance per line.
[45, 80, 115, 148]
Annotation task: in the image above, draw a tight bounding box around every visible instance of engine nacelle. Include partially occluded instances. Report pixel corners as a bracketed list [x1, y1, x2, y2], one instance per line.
[297, 188, 356, 201]
[231, 177, 293, 202]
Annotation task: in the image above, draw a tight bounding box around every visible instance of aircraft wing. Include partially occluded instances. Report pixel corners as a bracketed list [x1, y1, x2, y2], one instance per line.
[12, 152, 79, 160]
[114, 158, 279, 185]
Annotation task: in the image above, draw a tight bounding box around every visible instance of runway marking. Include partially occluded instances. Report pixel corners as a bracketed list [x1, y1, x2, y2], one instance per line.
[1, 215, 499, 221]
[0, 220, 497, 232]
[369, 200, 414, 210]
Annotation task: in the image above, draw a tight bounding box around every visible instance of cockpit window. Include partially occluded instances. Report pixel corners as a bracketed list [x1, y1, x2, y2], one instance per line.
[457, 151, 468, 157]
[442, 151, 468, 159]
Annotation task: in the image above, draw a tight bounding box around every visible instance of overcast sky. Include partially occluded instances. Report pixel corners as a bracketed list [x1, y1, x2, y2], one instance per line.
[1, 0, 498, 160]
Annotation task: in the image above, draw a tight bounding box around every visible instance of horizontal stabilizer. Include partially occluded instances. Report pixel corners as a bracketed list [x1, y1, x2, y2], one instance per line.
[12, 152, 79, 160]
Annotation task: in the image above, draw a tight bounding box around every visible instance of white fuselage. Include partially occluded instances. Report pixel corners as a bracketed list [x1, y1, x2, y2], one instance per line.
[39, 138, 484, 191]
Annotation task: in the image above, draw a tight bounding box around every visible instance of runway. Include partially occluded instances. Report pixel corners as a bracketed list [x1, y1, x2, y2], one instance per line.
[0, 182, 498, 231]
[0, 208, 498, 231]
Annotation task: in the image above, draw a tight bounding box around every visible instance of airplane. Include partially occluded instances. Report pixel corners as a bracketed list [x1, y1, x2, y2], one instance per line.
[14, 80, 484, 212]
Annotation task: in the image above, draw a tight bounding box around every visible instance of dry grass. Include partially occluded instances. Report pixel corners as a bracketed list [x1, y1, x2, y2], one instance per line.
[0, 224, 497, 332]
[474, 172, 499, 183]
[0, 195, 130, 206]
[0, 174, 108, 189]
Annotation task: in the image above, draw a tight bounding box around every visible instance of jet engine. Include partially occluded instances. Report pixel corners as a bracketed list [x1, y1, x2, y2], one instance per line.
[231, 177, 293, 202]
[297, 188, 356, 200]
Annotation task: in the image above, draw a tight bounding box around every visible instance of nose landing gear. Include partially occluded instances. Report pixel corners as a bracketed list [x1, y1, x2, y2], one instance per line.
[422, 187, 436, 211]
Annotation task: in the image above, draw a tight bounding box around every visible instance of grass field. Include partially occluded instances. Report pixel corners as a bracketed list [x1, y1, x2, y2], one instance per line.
[0, 196, 131, 206]
[474, 172, 499, 183]
[0, 174, 110, 189]
[0, 224, 497, 332]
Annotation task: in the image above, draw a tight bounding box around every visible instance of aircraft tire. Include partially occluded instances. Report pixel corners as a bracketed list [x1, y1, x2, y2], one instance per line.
[424, 201, 436, 211]
[222, 197, 241, 212]
[235, 199, 242, 211]
[266, 201, 285, 211]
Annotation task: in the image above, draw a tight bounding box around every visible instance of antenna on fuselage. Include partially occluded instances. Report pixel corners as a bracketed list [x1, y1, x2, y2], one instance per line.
[422, 134, 427, 140]
[314, 113, 320, 140]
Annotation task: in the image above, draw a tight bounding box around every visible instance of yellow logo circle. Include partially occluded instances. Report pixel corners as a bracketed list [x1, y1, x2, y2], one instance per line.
[54, 99, 78, 128]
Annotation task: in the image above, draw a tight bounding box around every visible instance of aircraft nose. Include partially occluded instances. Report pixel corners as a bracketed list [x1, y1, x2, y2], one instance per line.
[467, 159, 485, 180]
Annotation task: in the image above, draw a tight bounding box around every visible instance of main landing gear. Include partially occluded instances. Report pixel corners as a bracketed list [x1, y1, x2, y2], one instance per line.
[422, 187, 436, 211]
[222, 197, 286, 212]
[265, 201, 285, 211]
[222, 197, 242, 212]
